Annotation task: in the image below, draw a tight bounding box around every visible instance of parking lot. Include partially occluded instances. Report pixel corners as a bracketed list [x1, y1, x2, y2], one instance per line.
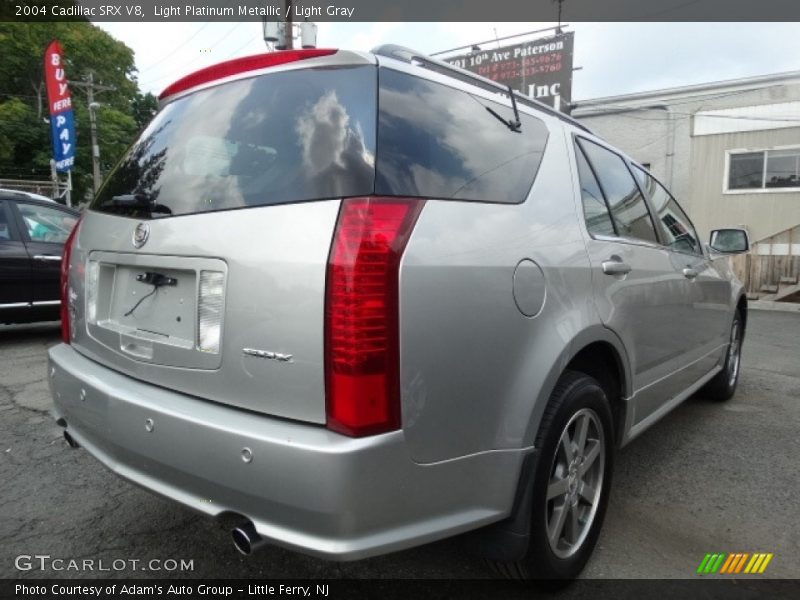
[1, 310, 798, 579]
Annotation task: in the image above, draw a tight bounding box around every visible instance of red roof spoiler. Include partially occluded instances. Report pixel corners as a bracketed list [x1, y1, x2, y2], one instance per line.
[158, 48, 338, 101]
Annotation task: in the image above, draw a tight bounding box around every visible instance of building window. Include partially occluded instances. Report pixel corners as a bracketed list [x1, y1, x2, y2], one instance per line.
[727, 148, 800, 191]
[766, 150, 800, 188]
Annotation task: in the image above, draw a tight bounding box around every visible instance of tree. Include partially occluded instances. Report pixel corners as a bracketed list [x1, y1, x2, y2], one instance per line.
[0, 98, 49, 176]
[0, 21, 148, 204]
[132, 92, 159, 130]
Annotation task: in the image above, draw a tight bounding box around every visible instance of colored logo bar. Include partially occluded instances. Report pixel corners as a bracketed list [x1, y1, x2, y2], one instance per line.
[697, 552, 774, 574]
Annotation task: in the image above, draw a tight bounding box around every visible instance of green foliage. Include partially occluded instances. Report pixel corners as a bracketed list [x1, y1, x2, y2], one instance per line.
[0, 98, 45, 170]
[131, 92, 159, 130]
[0, 22, 153, 204]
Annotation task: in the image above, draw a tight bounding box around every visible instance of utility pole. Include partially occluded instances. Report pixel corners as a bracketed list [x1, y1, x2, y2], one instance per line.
[86, 73, 101, 194]
[264, 2, 317, 50]
[285, 1, 293, 49]
[554, 0, 565, 33]
[70, 72, 115, 197]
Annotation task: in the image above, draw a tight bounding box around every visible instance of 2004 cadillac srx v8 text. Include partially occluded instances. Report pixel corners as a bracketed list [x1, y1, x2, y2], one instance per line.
[48, 46, 750, 579]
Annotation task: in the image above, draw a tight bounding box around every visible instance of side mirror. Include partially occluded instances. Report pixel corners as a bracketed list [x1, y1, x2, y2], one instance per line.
[709, 228, 749, 254]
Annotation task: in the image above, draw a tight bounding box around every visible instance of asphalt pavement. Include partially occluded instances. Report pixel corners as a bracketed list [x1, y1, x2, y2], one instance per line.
[1, 311, 798, 579]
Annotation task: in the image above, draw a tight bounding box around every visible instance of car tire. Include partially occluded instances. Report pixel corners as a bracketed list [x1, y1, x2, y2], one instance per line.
[491, 369, 614, 581]
[701, 309, 743, 402]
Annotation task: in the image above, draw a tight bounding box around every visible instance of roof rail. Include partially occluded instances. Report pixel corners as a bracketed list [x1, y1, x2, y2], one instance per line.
[371, 44, 591, 134]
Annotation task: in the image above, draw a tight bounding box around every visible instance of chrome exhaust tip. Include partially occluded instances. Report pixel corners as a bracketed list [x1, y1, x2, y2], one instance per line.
[63, 430, 80, 449]
[232, 522, 266, 556]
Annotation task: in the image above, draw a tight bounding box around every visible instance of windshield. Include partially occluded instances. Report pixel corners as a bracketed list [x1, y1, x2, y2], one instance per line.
[92, 66, 377, 219]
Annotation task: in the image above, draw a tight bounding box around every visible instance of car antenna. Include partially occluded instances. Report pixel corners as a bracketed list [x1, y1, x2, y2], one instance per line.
[484, 85, 522, 133]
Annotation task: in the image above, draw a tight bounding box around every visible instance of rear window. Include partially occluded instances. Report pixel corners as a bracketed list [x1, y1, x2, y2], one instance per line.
[376, 68, 549, 203]
[92, 66, 377, 218]
[93, 65, 551, 219]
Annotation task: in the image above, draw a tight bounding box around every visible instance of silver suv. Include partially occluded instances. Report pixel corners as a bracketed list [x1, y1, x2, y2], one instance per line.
[48, 46, 749, 579]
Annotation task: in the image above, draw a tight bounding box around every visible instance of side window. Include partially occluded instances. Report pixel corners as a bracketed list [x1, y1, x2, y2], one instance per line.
[635, 167, 702, 256]
[0, 202, 17, 242]
[17, 203, 77, 244]
[574, 143, 615, 237]
[578, 138, 659, 244]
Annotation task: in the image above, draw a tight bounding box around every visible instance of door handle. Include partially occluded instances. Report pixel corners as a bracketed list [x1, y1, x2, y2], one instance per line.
[33, 255, 61, 262]
[683, 267, 698, 279]
[602, 260, 632, 275]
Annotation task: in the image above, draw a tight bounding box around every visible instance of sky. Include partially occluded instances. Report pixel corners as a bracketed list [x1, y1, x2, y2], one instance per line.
[97, 21, 800, 101]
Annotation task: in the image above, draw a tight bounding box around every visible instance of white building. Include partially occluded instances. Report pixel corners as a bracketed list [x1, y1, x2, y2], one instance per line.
[573, 71, 800, 297]
[572, 71, 800, 245]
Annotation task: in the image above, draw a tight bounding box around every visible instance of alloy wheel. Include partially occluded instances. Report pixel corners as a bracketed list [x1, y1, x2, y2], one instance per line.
[545, 408, 605, 559]
[728, 318, 742, 388]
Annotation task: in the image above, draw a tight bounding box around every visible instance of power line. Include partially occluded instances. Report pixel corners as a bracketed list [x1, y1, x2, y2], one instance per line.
[137, 22, 248, 89]
[136, 22, 212, 75]
[627, 128, 674, 153]
[574, 87, 775, 115]
[597, 110, 800, 123]
[0, 92, 42, 100]
[577, 96, 800, 123]
[218, 36, 260, 62]
[684, 111, 800, 122]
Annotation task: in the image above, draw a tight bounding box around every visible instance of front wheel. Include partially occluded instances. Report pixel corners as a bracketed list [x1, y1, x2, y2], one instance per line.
[702, 309, 743, 401]
[492, 370, 614, 580]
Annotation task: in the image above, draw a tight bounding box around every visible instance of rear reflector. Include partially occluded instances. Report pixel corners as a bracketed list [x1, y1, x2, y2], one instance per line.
[85, 260, 99, 325]
[325, 197, 425, 437]
[60, 219, 81, 344]
[159, 49, 338, 101]
[198, 271, 225, 354]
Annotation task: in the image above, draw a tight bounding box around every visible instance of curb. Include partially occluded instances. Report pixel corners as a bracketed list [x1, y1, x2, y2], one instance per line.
[748, 300, 800, 313]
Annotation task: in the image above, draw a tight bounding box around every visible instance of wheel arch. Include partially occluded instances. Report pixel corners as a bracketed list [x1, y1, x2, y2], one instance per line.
[737, 294, 748, 337]
[473, 326, 630, 564]
[564, 340, 629, 448]
[521, 324, 632, 451]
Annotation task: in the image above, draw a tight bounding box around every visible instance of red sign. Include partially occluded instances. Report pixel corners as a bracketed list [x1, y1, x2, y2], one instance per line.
[43, 40, 73, 115]
[444, 32, 575, 113]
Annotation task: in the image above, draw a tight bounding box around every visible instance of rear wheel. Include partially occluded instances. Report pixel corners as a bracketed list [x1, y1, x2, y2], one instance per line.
[491, 370, 614, 580]
[702, 309, 743, 401]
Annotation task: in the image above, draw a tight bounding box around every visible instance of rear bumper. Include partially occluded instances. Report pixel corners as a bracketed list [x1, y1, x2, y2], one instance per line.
[48, 343, 528, 560]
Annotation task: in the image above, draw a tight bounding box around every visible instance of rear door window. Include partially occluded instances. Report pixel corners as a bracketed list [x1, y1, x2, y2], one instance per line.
[577, 138, 659, 244]
[376, 68, 549, 203]
[635, 167, 703, 256]
[92, 66, 377, 218]
[574, 142, 616, 237]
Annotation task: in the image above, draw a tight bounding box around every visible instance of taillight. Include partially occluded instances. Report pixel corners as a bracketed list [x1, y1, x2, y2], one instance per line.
[325, 197, 425, 437]
[60, 219, 80, 344]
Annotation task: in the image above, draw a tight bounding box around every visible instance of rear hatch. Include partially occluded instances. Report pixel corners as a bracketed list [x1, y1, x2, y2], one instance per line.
[70, 52, 377, 424]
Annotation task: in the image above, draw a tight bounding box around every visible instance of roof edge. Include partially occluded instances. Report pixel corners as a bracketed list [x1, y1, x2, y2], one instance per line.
[574, 69, 800, 110]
